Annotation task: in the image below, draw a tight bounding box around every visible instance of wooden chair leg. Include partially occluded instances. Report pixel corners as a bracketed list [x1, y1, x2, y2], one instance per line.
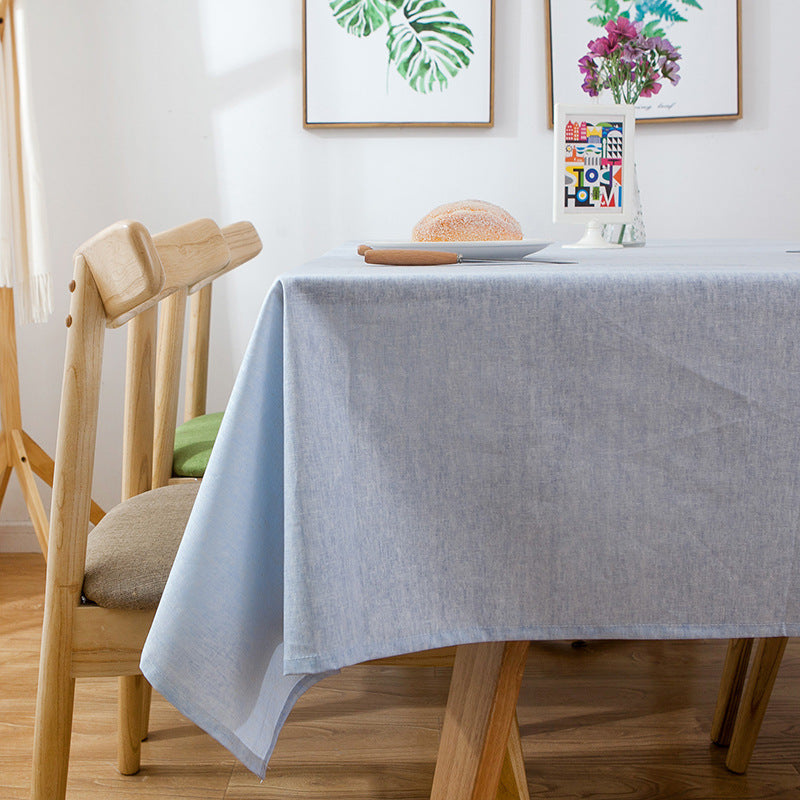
[430, 641, 529, 800]
[711, 638, 753, 746]
[140, 680, 153, 741]
[31, 678, 76, 800]
[118, 675, 146, 774]
[31, 611, 77, 799]
[497, 711, 530, 800]
[725, 637, 788, 774]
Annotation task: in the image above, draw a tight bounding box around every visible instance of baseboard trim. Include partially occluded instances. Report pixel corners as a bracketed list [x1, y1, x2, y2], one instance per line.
[0, 523, 40, 552]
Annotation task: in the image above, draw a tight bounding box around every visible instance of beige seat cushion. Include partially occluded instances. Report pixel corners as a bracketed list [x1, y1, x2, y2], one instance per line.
[83, 482, 200, 610]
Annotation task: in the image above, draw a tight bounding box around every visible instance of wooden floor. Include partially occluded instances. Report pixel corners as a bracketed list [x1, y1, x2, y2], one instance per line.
[3, 552, 800, 799]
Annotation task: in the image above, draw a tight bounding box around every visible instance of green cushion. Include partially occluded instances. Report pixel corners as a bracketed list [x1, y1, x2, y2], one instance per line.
[172, 411, 224, 478]
[83, 482, 200, 609]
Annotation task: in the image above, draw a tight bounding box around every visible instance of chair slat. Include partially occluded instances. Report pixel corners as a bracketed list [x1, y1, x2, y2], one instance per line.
[153, 289, 188, 487]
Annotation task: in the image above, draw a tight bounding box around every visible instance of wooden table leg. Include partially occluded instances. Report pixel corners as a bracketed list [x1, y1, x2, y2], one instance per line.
[497, 711, 530, 800]
[430, 641, 529, 800]
[711, 638, 753, 746]
[725, 637, 788, 774]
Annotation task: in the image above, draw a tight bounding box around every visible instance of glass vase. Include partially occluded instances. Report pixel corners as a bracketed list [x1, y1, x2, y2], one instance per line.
[603, 161, 646, 247]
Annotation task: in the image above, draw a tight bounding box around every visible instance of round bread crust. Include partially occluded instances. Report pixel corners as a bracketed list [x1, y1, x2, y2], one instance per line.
[412, 200, 523, 242]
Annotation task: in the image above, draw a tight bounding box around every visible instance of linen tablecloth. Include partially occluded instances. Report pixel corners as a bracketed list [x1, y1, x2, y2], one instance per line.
[141, 240, 800, 777]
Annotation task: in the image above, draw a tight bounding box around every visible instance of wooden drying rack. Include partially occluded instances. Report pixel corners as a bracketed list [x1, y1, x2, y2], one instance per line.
[0, 0, 102, 555]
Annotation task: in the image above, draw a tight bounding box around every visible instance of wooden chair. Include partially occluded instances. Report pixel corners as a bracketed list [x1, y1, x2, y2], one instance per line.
[31, 217, 262, 800]
[711, 636, 789, 773]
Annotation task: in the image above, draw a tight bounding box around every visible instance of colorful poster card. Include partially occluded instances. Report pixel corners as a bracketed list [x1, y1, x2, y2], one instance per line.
[553, 103, 635, 227]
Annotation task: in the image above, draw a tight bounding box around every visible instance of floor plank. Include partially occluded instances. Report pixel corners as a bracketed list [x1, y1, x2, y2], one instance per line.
[2, 553, 799, 799]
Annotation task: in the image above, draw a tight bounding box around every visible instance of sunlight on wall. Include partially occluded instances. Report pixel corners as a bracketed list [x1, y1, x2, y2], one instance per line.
[198, 0, 281, 77]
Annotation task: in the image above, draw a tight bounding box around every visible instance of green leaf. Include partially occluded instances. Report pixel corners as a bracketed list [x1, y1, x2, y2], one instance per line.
[387, 0, 474, 93]
[679, 0, 702, 7]
[642, 20, 665, 36]
[587, 0, 619, 24]
[329, 0, 402, 37]
[642, 0, 687, 23]
[593, 0, 620, 14]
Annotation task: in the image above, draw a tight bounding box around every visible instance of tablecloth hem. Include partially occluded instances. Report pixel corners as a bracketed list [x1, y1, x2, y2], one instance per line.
[141, 658, 329, 778]
[285, 621, 799, 673]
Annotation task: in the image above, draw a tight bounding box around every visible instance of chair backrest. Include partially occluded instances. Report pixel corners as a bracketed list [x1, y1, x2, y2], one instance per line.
[180, 220, 265, 427]
[180, 222, 263, 426]
[150, 221, 262, 488]
[47, 218, 260, 598]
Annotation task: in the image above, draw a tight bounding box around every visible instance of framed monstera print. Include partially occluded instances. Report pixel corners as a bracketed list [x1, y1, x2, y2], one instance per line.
[303, 0, 495, 127]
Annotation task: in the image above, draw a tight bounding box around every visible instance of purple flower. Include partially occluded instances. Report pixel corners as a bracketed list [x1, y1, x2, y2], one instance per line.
[577, 19, 680, 104]
[606, 17, 641, 40]
[587, 34, 618, 57]
[639, 80, 661, 98]
[620, 39, 647, 65]
[659, 56, 681, 85]
[638, 66, 663, 98]
[581, 76, 600, 97]
[649, 37, 681, 60]
[578, 54, 597, 76]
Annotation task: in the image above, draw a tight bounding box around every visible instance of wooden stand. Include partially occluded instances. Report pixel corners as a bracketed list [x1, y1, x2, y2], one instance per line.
[0, 1, 101, 556]
[0, 287, 103, 555]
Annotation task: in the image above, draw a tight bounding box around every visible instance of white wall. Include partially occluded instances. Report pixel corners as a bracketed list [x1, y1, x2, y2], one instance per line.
[3, 0, 798, 548]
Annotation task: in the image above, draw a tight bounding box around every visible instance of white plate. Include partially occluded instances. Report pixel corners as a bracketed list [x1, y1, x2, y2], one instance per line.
[363, 239, 553, 261]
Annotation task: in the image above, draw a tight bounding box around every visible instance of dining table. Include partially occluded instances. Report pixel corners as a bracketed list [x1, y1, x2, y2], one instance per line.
[141, 239, 800, 798]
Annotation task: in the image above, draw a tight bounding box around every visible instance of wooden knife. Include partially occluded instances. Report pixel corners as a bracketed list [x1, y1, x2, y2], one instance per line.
[359, 247, 575, 266]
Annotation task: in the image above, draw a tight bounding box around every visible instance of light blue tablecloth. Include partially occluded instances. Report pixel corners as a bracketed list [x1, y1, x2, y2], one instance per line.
[141, 241, 800, 777]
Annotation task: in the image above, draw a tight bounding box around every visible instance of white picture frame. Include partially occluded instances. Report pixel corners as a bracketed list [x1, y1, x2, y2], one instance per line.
[303, 0, 495, 128]
[553, 103, 635, 247]
[546, 0, 742, 126]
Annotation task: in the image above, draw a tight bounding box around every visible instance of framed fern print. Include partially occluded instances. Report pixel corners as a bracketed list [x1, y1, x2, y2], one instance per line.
[303, 0, 495, 127]
[546, 0, 741, 126]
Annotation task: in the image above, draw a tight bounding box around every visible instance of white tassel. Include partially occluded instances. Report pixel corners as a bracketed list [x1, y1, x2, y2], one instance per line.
[0, 237, 12, 287]
[20, 271, 52, 324]
[11, 0, 53, 323]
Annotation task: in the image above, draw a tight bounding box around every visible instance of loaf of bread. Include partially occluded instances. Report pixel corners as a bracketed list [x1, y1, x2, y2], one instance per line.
[412, 199, 523, 242]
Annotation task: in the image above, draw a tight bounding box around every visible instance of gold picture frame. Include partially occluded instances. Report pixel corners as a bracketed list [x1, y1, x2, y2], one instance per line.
[545, 0, 742, 127]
